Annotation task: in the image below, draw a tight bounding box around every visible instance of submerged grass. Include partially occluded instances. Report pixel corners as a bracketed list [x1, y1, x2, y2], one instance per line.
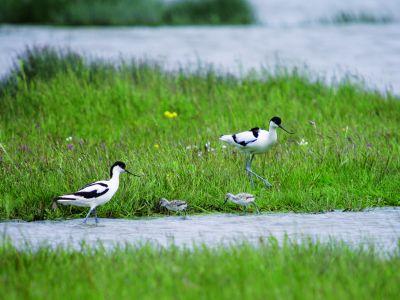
[0, 0, 255, 26]
[0, 47, 399, 220]
[0, 240, 399, 299]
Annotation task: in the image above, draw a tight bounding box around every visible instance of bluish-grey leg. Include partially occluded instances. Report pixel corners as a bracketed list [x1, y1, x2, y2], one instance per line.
[94, 208, 99, 224]
[83, 208, 94, 224]
[181, 210, 187, 220]
[246, 154, 272, 188]
[252, 202, 260, 214]
[245, 155, 255, 187]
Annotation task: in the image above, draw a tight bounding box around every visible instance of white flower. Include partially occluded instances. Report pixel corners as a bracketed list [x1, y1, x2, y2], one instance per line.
[297, 138, 308, 146]
[205, 141, 215, 152]
[221, 145, 227, 149]
[65, 136, 72, 141]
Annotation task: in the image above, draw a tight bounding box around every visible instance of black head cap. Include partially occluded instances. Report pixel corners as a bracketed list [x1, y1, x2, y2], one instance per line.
[110, 161, 126, 177]
[270, 116, 282, 125]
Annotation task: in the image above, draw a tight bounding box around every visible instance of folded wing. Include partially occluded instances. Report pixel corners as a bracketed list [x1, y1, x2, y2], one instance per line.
[170, 200, 187, 207]
[231, 129, 259, 147]
[56, 181, 109, 201]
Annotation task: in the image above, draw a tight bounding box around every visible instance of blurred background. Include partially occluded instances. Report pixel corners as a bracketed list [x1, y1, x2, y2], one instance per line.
[0, 0, 399, 94]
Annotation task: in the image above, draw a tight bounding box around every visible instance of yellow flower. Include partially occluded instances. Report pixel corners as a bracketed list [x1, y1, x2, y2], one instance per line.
[154, 144, 160, 149]
[164, 111, 178, 119]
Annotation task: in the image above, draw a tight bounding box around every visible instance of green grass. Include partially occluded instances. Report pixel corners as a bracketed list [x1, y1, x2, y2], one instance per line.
[0, 0, 255, 26]
[0, 240, 399, 299]
[321, 11, 393, 24]
[0, 47, 399, 221]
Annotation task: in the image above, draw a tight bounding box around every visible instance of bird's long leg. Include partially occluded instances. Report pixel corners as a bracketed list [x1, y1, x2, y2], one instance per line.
[252, 202, 260, 214]
[182, 209, 187, 220]
[83, 208, 94, 224]
[246, 154, 272, 188]
[94, 208, 99, 224]
[245, 155, 255, 187]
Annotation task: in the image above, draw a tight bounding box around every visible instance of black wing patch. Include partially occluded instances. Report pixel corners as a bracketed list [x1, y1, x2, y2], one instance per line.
[74, 188, 109, 199]
[250, 127, 259, 138]
[55, 197, 77, 201]
[232, 134, 257, 147]
[80, 182, 108, 190]
[232, 134, 246, 146]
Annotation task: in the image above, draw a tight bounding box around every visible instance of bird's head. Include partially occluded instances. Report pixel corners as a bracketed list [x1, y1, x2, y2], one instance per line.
[269, 116, 294, 134]
[224, 193, 233, 204]
[110, 161, 139, 178]
[159, 198, 169, 207]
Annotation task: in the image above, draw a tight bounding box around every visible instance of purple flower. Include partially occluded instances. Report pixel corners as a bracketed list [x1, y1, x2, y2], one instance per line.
[67, 143, 74, 151]
[20, 144, 31, 152]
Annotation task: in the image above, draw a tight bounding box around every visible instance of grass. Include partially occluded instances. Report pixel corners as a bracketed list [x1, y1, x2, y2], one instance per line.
[0, 47, 399, 221]
[0, 239, 399, 299]
[321, 11, 393, 25]
[0, 0, 255, 26]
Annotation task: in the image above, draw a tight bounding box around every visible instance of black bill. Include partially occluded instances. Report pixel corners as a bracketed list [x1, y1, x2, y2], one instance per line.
[279, 124, 294, 134]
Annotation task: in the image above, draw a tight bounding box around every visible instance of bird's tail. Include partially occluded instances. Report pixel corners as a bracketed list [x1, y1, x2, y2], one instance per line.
[219, 134, 234, 144]
[53, 196, 76, 208]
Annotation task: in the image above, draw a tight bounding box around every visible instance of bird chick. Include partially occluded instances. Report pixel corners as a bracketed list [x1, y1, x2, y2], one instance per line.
[224, 193, 260, 214]
[159, 198, 188, 215]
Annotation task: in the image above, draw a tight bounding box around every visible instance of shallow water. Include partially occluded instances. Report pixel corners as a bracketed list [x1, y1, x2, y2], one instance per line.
[1, 207, 399, 251]
[0, 0, 399, 94]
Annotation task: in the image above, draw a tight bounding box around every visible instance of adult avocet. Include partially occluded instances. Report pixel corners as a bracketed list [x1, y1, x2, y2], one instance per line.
[220, 116, 293, 187]
[54, 161, 138, 224]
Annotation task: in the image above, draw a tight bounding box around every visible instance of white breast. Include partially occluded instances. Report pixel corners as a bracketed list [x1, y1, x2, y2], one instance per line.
[245, 130, 277, 154]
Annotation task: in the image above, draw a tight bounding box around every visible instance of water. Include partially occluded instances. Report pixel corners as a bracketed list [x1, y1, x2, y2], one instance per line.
[1, 1, 399, 251]
[2, 207, 399, 251]
[0, 0, 399, 94]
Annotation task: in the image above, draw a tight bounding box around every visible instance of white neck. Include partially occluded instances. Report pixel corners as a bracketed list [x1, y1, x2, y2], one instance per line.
[268, 124, 278, 139]
[110, 171, 121, 184]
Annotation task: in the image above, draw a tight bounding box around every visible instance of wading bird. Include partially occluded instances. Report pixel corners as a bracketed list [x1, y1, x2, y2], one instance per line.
[159, 198, 188, 215]
[224, 193, 259, 214]
[220, 116, 293, 187]
[54, 161, 138, 224]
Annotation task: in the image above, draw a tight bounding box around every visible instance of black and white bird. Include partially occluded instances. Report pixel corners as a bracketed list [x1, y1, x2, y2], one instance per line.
[159, 198, 188, 215]
[224, 193, 259, 213]
[54, 161, 138, 224]
[220, 116, 293, 187]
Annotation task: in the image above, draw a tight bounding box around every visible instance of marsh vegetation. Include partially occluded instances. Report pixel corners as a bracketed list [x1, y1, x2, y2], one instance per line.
[0, 47, 399, 221]
[1, 239, 399, 299]
[0, 0, 255, 25]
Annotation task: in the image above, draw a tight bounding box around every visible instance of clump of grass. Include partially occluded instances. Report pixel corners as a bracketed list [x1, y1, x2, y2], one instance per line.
[321, 11, 393, 25]
[0, 47, 399, 221]
[0, 0, 255, 25]
[0, 239, 399, 299]
[163, 0, 254, 25]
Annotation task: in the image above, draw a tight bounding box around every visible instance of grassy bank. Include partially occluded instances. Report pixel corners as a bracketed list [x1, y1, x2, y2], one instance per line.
[1, 240, 399, 299]
[0, 47, 399, 220]
[0, 0, 255, 26]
